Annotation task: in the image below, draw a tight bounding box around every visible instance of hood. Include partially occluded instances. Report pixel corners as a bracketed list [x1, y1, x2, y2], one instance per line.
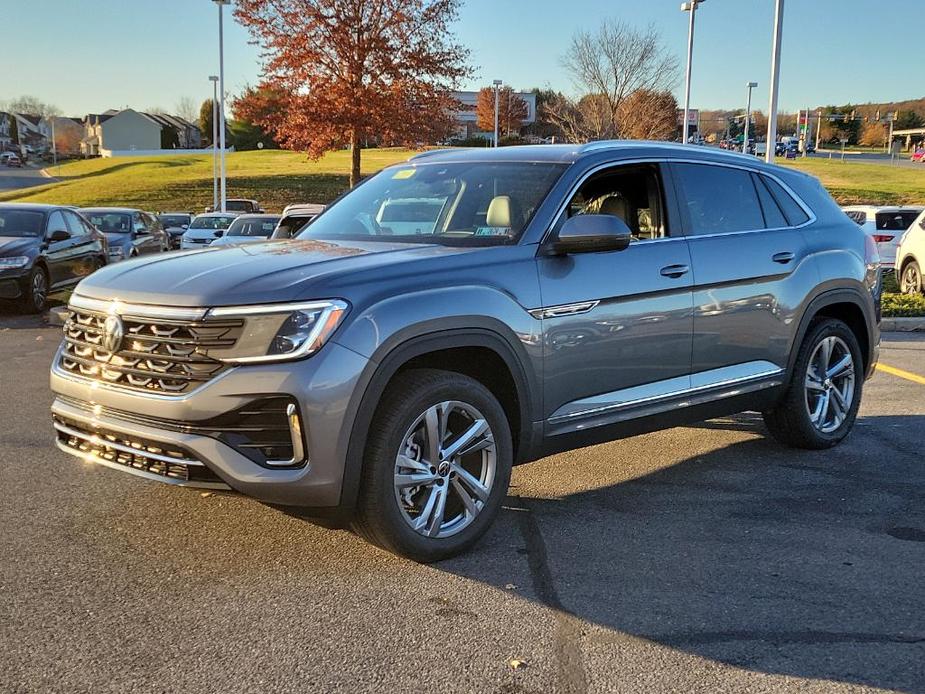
[0, 236, 39, 257]
[73, 238, 473, 307]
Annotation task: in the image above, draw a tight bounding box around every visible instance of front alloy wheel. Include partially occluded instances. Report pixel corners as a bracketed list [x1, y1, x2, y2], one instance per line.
[20, 267, 48, 313]
[394, 401, 496, 538]
[900, 261, 922, 294]
[353, 368, 513, 562]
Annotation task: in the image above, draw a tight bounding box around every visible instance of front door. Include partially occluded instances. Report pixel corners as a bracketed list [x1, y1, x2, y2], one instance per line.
[537, 163, 694, 436]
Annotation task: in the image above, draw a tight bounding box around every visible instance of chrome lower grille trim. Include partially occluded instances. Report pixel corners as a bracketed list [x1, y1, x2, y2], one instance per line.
[53, 417, 230, 490]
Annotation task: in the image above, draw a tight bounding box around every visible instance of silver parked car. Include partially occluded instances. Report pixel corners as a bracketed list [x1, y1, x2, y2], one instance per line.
[51, 143, 880, 561]
[211, 214, 282, 247]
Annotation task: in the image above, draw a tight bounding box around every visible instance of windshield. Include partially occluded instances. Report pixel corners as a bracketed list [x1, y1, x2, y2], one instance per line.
[226, 200, 253, 212]
[84, 212, 131, 233]
[227, 217, 280, 236]
[0, 210, 44, 237]
[299, 161, 567, 245]
[159, 214, 190, 228]
[190, 216, 234, 230]
[876, 211, 920, 231]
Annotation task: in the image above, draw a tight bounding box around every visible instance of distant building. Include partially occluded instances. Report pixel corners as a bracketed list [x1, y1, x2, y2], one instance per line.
[80, 108, 203, 156]
[39, 116, 84, 155]
[450, 90, 537, 140]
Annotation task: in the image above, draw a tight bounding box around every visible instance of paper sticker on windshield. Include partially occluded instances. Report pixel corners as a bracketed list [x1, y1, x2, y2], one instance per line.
[391, 168, 416, 180]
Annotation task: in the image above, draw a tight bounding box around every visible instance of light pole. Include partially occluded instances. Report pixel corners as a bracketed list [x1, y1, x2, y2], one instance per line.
[213, 0, 230, 212]
[680, 0, 705, 145]
[743, 81, 757, 154]
[492, 80, 502, 147]
[209, 75, 219, 211]
[765, 0, 784, 163]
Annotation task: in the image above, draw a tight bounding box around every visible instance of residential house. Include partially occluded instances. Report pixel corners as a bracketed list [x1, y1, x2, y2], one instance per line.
[10, 113, 46, 153]
[0, 113, 11, 151]
[81, 108, 204, 156]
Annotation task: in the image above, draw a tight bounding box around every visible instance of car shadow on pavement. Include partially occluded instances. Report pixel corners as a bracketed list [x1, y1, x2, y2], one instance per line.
[442, 413, 925, 692]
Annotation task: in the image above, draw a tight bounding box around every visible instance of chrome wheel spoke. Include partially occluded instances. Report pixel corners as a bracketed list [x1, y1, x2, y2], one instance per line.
[451, 477, 480, 518]
[451, 462, 490, 503]
[805, 375, 825, 392]
[826, 355, 852, 380]
[805, 334, 855, 433]
[396, 454, 430, 473]
[423, 404, 447, 464]
[395, 471, 438, 488]
[441, 418, 490, 460]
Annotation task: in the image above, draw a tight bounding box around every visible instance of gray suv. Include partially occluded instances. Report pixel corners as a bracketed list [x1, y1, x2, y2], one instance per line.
[50, 143, 881, 561]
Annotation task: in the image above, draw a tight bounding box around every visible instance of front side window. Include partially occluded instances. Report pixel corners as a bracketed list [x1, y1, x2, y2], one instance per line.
[46, 211, 68, 237]
[674, 163, 763, 235]
[560, 163, 667, 242]
[299, 161, 567, 246]
[63, 210, 88, 236]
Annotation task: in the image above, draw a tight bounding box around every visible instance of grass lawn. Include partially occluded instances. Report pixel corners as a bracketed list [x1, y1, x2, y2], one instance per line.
[782, 158, 925, 205]
[3, 146, 924, 212]
[0, 148, 415, 212]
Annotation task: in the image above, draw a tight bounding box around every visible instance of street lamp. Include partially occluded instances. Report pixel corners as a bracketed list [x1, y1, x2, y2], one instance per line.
[208, 75, 219, 211]
[743, 81, 758, 154]
[765, 0, 785, 163]
[492, 80, 502, 147]
[680, 0, 705, 145]
[213, 0, 230, 212]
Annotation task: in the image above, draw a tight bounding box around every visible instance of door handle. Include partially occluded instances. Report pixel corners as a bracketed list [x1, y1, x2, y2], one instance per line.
[660, 264, 689, 278]
[772, 252, 795, 264]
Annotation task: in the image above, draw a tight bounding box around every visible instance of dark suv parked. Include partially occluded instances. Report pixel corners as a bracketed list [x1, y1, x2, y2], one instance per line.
[50, 143, 880, 561]
[0, 203, 107, 312]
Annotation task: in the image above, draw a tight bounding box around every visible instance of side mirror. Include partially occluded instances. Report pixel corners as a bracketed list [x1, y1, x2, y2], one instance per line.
[181, 224, 189, 230]
[545, 214, 632, 255]
[49, 229, 70, 242]
[214, 230, 225, 237]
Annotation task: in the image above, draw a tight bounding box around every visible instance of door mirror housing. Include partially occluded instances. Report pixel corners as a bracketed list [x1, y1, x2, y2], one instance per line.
[49, 229, 70, 242]
[545, 214, 632, 255]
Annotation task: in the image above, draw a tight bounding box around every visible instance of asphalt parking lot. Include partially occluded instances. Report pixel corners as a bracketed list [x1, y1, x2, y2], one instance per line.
[1, 314, 923, 694]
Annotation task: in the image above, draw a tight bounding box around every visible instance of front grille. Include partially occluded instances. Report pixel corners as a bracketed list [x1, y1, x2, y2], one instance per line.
[53, 415, 228, 488]
[59, 309, 243, 394]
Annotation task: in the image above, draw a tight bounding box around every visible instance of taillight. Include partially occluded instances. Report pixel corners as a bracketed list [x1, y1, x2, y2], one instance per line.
[864, 234, 880, 266]
[872, 234, 894, 243]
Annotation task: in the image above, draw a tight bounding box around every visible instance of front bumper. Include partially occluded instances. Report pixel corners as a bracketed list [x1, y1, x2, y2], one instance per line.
[0, 269, 29, 299]
[50, 340, 370, 507]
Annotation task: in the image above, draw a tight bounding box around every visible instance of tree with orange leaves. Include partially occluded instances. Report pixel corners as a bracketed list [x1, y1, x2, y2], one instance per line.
[234, 0, 471, 187]
[475, 86, 528, 138]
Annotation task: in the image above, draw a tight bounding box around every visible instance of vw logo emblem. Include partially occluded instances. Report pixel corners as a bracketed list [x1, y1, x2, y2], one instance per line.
[102, 314, 124, 354]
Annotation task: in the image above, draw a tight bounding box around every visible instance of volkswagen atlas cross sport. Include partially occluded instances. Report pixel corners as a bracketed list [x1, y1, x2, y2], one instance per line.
[50, 143, 881, 562]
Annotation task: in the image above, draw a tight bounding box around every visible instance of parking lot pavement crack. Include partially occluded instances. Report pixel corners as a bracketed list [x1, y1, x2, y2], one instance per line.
[512, 495, 589, 694]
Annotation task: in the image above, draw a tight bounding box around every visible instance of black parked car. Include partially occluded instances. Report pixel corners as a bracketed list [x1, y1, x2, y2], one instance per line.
[0, 203, 108, 312]
[157, 212, 192, 249]
[80, 208, 169, 262]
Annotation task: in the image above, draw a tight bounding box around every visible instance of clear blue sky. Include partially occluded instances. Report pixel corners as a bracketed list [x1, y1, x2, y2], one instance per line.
[4, 0, 922, 117]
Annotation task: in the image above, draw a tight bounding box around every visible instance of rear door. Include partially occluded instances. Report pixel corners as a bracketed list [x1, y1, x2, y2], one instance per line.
[62, 210, 99, 279]
[537, 162, 694, 434]
[670, 162, 813, 382]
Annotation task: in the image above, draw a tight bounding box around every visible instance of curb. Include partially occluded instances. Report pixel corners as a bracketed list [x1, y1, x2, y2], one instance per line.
[882, 317, 925, 332]
[47, 306, 68, 327]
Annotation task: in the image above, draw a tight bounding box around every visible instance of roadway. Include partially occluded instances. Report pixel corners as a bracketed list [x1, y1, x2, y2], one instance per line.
[0, 163, 54, 192]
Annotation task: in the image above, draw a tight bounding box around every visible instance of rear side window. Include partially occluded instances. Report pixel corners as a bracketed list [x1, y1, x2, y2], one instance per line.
[673, 163, 763, 235]
[875, 211, 919, 231]
[761, 175, 810, 226]
[751, 174, 788, 229]
[844, 210, 866, 225]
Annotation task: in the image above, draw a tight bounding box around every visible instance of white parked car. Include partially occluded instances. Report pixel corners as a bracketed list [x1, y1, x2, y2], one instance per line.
[179, 213, 237, 250]
[271, 203, 326, 239]
[842, 205, 924, 271]
[895, 208, 925, 294]
[210, 214, 281, 246]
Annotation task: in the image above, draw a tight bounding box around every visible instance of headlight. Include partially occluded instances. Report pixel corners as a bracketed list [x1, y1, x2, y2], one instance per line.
[108, 246, 125, 259]
[0, 256, 30, 269]
[207, 300, 349, 363]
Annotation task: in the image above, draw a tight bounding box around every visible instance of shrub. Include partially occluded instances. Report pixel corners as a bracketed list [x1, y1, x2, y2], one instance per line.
[882, 292, 925, 317]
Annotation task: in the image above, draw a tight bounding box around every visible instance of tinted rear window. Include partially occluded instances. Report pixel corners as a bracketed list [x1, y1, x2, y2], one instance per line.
[875, 211, 919, 231]
[762, 176, 810, 226]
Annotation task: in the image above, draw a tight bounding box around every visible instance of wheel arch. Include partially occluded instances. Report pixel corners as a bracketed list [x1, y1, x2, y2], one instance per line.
[788, 288, 877, 379]
[337, 325, 540, 514]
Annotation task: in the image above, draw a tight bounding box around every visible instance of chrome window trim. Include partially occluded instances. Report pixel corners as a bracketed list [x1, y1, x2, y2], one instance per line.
[548, 366, 784, 423]
[540, 156, 816, 248]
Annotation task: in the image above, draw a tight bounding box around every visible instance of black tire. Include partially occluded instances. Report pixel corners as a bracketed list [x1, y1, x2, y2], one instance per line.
[763, 318, 864, 449]
[19, 265, 48, 314]
[352, 368, 513, 562]
[900, 260, 922, 295]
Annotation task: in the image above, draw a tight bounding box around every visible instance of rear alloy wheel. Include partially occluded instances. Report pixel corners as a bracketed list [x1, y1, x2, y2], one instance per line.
[900, 260, 922, 294]
[763, 318, 863, 449]
[20, 266, 48, 314]
[353, 369, 512, 562]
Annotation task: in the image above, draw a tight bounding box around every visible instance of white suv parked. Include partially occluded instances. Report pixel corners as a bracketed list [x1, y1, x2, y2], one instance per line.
[843, 205, 924, 271]
[895, 208, 925, 294]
